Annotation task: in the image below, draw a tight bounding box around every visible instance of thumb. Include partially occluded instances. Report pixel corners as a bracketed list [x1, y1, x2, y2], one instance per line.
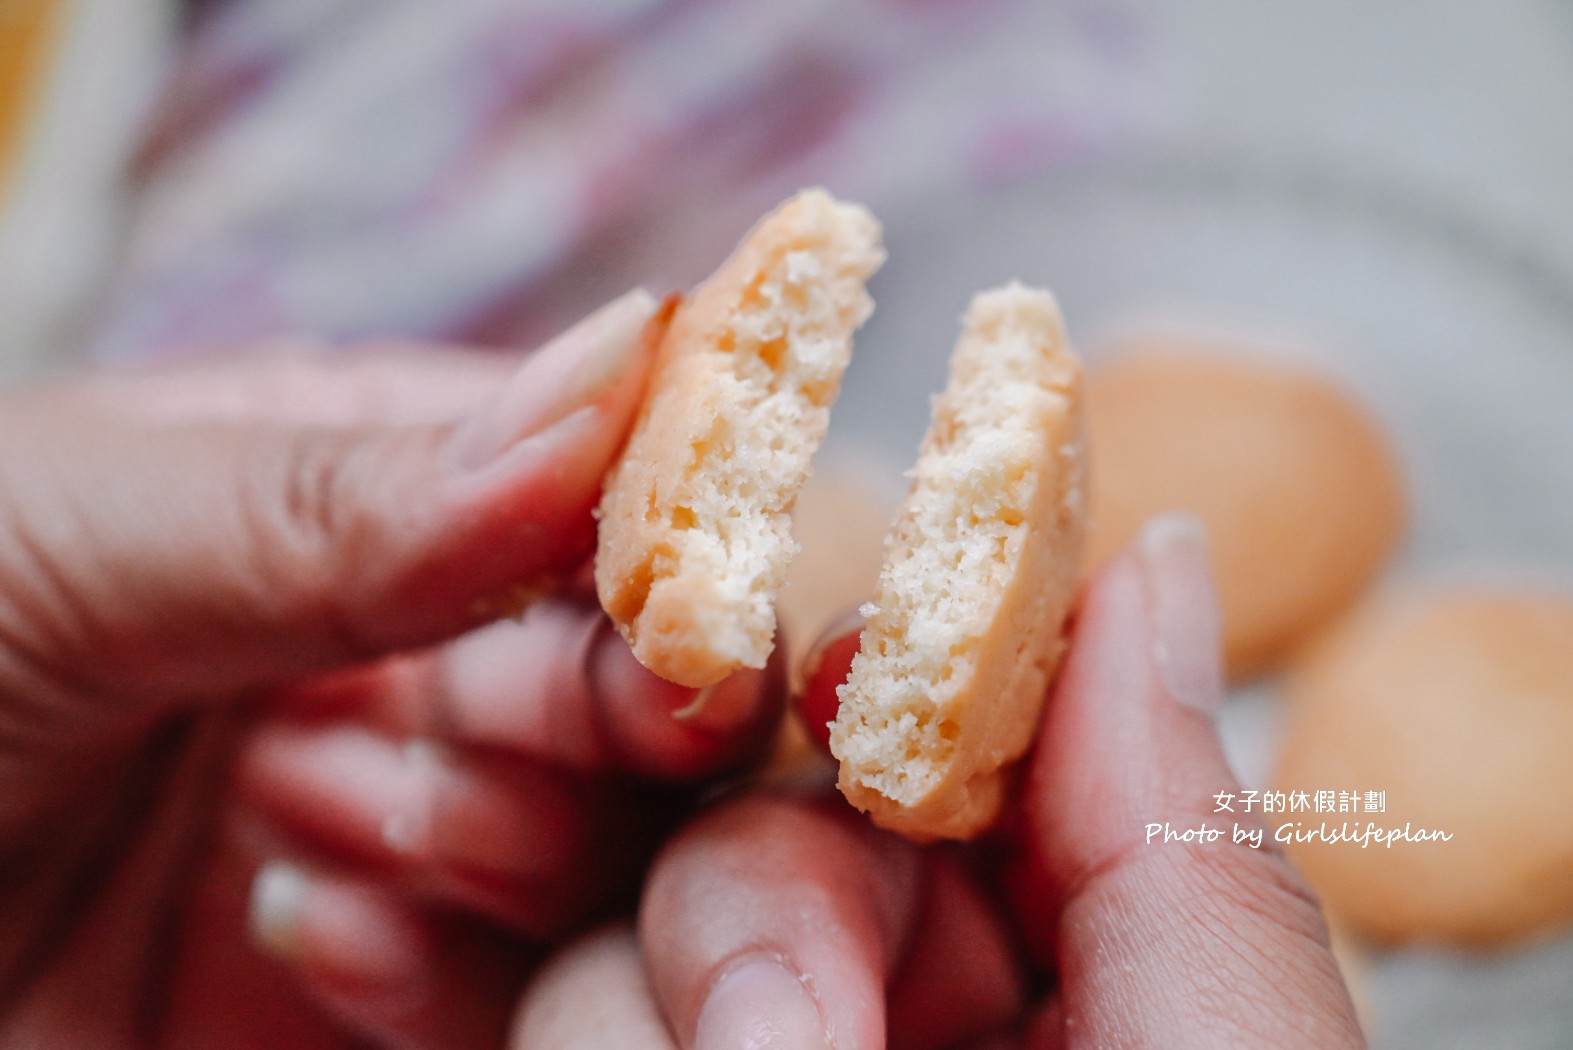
[0, 290, 667, 723]
[1010, 513, 1364, 1048]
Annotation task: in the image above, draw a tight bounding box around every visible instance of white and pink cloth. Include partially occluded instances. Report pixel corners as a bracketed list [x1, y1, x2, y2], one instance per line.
[80, 0, 1147, 361]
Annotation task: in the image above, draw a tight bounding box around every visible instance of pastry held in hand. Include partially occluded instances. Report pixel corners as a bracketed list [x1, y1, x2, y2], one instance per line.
[595, 189, 885, 688]
[831, 285, 1086, 841]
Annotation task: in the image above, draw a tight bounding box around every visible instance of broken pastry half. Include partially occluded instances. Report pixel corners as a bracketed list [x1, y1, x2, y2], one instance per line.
[830, 284, 1086, 840]
[595, 189, 885, 688]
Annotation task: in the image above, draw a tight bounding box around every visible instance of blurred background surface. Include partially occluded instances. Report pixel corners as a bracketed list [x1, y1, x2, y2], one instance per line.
[3, 1, 1571, 1045]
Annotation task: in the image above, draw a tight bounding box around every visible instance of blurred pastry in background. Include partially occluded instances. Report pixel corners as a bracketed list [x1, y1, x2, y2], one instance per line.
[1084, 341, 1407, 680]
[763, 452, 901, 782]
[1274, 586, 1573, 947]
[777, 452, 903, 668]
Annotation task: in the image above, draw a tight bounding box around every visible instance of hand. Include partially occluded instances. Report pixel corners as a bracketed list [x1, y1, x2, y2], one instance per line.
[0, 290, 785, 1049]
[512, 515, 1365, 1048]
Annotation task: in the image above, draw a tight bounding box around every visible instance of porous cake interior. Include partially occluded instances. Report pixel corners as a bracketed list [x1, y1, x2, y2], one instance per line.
[832, 286, 1070, 802]
[663, 194, 882, 663]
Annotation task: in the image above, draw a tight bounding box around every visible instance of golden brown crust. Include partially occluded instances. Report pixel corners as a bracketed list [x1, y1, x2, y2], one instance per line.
[595, 189, 884, 687]
[595, 306, 739, 687]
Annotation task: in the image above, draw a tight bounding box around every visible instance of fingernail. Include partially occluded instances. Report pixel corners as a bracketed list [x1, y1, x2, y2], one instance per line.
[250, 862, 309, 962]
[1136, 512, 1223, 715]
[382, 737, 577, 884]
[453, 287, 660, 469]
[694, 957, 830, 1050]
[800, 608, 864, 686]
[796, 611, 864, 751]
[249, 862, 431, 1004]
[380, 738, 440, 855]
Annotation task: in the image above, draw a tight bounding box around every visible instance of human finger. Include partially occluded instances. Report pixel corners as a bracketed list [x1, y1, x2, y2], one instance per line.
[640, 794, 1026, 1050]
[48, 342, 517, 429]
[510, 923, 678, 1049]
[1008, 513, 1364, 1047]
[279, 597, 787, 783]
[0, 289, 664, 742]
[794, 608, 862, 753]
[247, 861, 529, 1050]
[883, 849, 1032, 1050]
[236, 722, 671, 939]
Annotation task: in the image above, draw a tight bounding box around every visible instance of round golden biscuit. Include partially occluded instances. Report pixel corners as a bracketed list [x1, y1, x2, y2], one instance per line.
[1274, 587, 1573, 947]
[1085, 345, 1407, 679]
